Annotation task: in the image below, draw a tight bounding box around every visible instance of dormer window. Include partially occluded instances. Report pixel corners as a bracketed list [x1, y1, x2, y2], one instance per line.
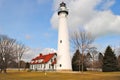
[39, 59, 43, 63]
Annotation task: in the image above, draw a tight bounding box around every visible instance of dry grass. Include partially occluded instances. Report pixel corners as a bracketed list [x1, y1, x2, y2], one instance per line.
[0, 70, 120, 80]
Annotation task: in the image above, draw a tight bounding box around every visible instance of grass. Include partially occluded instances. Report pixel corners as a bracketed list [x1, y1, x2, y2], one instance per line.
[0, 70, 120, 80]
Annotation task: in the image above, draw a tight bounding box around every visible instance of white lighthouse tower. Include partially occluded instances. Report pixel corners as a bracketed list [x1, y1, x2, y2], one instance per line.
[57, 2, 72, 71]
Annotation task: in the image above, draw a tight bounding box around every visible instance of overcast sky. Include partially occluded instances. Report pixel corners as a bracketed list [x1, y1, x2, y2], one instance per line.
[0, 0, 120, 61]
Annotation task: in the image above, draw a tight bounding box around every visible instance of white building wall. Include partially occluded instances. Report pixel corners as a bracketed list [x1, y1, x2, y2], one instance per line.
[57, 12, 72, 70]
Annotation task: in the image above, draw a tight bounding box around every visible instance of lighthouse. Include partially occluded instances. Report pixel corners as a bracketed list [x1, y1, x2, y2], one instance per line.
[57, 2, 72, 71]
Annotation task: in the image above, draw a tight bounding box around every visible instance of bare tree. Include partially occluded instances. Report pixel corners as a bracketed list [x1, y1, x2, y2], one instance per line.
[70, 30, 95, 72]
[0, 35, 28, 73]
[85, 52, 92, 68]
[14, 42, 28, 71]
[88, 47, 98, 70]
[98, 52, 103, 68]
[0, 35, 17, 73]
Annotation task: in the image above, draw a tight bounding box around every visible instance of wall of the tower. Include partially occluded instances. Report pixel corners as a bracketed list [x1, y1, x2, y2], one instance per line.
[57, 11, 72, 70]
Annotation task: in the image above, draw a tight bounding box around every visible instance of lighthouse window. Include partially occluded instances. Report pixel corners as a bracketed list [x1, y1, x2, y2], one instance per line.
[60, 64, 62, 67]
[60, 40, 62, 43]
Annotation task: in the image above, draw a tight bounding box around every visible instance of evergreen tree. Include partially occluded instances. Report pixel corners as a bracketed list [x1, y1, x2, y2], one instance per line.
[72, 49, 87, 71]
[72, 49, 80, 71]
[102, 46, 118, 72]
[118, 55, 120, 71]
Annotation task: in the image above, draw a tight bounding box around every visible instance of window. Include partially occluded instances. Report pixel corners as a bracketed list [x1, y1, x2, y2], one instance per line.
[51, 59, 53, 62]
[40, 64, 42, 68]
[37, 65, 40, 68]
[49, 64, 51, 69]
[34, 65, 36, 69]
[31, 65, 33, 69]
[60, 64, 62, 67]
[60, 40, 62, 43]
[44, 64, 46, 68]
[54, 58, 56, 61]
[39, 59, 43, 63]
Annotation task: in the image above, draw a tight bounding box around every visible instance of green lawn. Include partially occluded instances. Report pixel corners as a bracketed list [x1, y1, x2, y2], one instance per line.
[0, 70, 120, 80]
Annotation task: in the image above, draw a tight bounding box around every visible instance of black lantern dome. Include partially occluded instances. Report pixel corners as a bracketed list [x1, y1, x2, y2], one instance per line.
[60, 2, 66, 7]
[58, 2, 68, 15]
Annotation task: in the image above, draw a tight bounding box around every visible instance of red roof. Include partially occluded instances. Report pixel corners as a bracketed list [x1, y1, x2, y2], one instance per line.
[30, 53, 56, 64]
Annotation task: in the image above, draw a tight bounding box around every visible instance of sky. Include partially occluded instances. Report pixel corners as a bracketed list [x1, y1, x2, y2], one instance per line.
[0, 0, 120, 61]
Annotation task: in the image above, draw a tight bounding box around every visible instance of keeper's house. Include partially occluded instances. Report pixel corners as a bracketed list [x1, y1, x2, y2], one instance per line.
[30, 53, 57, 71]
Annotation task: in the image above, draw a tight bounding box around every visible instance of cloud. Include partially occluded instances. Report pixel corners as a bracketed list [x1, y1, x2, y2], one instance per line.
[40, 48, 57, 54]
[100, 0, 115, 10]
[85, 10, 120, 37]
[22, 47, 56, 62]
[51, 0, 120, 37]
[22, 47, 41, 62]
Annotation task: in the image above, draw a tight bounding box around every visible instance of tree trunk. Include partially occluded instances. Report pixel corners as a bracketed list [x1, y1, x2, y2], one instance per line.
[0, 67, 7, 73]
[18, 60, 20, 71]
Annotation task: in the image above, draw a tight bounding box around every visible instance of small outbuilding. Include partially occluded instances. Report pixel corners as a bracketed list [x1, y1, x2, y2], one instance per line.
[30, 53, 57, 71]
